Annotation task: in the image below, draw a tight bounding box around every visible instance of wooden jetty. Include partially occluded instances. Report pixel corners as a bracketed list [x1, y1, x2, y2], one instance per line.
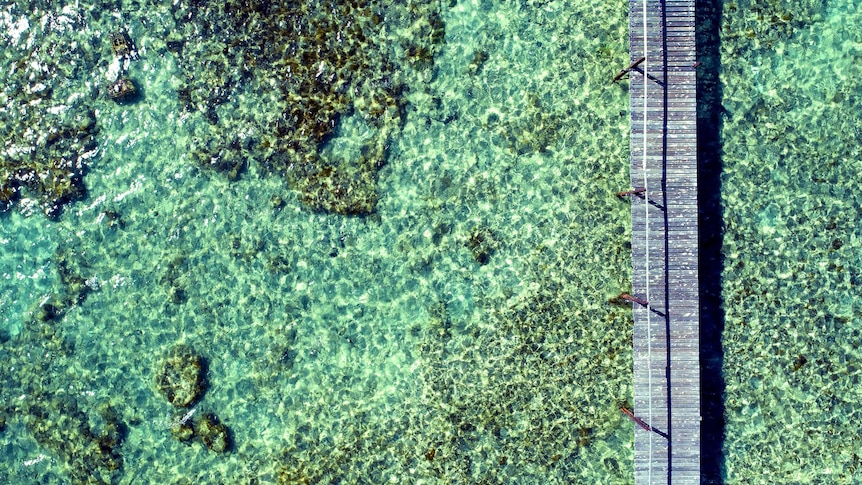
[625, 0, 700, 483]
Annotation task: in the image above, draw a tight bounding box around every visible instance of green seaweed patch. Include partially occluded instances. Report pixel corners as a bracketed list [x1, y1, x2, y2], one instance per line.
[189, 135, 250, 181]
[33, 248, 99, 323]
[416, 272, 633, 480]
[170, 34, 252, 124]
[158, 253, 190, 305]
[277, 461, 315, 485]
[292, 156, 382, 216]
[466, 49, 490, 75]
[491, 94, 566, 155]
[401, 11, 446, 68]
[722, 1, 819, 55]
[99, 209, 126, 230]
[275, 424, 374, 485]
[251, 325, 298, 389]
[56, 248, 97, 306]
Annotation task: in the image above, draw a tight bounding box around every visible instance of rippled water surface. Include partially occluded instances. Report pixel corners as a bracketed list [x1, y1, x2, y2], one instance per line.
[718, 0, 862, 482]
[1, 0, 860, 483]
[1, 1, 634, 482]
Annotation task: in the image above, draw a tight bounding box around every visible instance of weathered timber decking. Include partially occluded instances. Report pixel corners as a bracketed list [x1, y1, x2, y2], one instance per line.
[627, 0, 700, 483]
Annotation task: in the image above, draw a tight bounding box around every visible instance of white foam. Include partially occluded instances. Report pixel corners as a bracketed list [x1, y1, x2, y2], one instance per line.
[0, 10, 30, 46]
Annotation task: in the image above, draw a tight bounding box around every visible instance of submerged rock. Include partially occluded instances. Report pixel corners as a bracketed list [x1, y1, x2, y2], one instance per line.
[195, 413, 231, 453]
[109, 31, 137, 60]
[155, 345, 207, 408]
[107, 77, 138, 103]
[170, 411, 196, 443]
[0, 109, 95, 218]
[0, 182, 18, 213]
[0, 8, 99, 218]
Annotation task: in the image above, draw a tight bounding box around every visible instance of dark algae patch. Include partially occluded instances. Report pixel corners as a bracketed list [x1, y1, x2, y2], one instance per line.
[0, 107, 97, 218]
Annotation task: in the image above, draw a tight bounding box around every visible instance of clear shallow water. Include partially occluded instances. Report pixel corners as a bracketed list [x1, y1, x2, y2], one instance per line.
[719, 0, 862, 483]
[1, 0, 633, 483]
[3, 0, 859, 483]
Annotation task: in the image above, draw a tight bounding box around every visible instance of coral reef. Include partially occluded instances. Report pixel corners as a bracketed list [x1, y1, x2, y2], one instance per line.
[167, 0, 444, 214]
[0, 4, 101, 218]
[18, 396, 126, 484]
[155, 345, 207, 408]
[195, 412, 232, 453]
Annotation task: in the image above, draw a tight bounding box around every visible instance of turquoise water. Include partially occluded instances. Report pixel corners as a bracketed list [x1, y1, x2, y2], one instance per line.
[1, 0, 634, 483]
[719, 0, 862, 483]
[2, 0, 860, 483]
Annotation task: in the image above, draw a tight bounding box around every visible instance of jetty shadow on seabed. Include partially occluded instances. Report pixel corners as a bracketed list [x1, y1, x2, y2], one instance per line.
[696, 0, 726, 483]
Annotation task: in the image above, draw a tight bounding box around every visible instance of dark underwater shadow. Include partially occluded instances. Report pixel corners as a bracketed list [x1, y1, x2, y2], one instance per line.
[696, 0, 726, 483]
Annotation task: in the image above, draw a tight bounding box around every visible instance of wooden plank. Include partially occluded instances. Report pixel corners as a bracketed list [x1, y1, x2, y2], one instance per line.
[627, 0, 700, 484]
